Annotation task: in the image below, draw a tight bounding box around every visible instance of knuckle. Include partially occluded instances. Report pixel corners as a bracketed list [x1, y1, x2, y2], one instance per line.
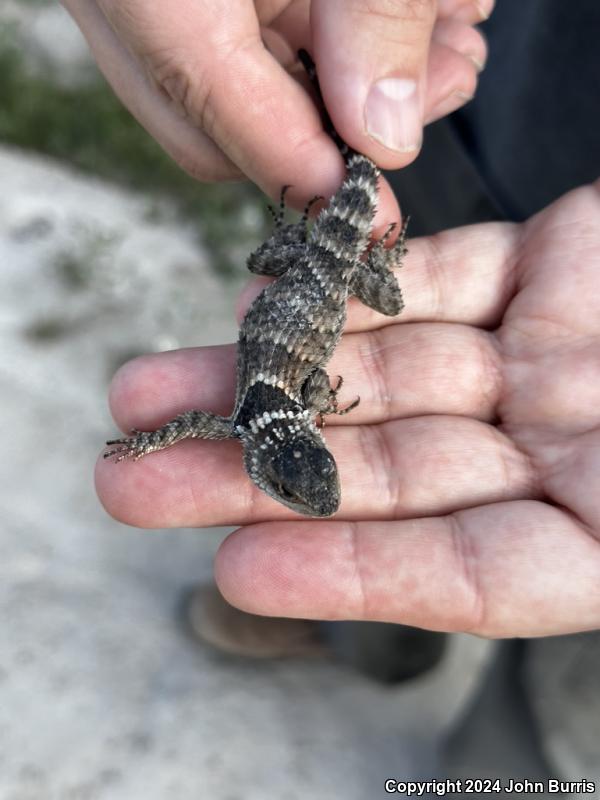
[149, 48, 215, 132]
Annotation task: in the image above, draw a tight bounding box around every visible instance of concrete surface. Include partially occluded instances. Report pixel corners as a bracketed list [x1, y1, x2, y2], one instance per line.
[0, 145, 496, 799]
[524, 633, 600, 780]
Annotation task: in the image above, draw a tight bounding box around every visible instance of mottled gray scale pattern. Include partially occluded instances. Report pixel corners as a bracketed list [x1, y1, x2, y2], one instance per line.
[247, 245, 298, 277]
[351, 216, 409, 315]
[313, 216, 366, 255]
[331, 183, 373, 219]
[247, 230, 306, 277]
[105, 141, 406, 517]
[302, 368, 337, 414]
[344, 156, 375, 185]
[235, 260, 347, 412]
[235, 337, 308, 404]
[310, 156, 377, 262]
[104, 410, 231, 461]
[351, 261, 403, 316]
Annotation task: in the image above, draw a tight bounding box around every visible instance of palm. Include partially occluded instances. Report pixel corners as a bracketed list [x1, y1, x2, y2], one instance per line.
[97, 183, 600, 637]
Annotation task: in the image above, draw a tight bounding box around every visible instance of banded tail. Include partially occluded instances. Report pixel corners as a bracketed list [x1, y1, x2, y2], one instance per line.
[297, 48, 357, 164]
[298, 49, 379, 261]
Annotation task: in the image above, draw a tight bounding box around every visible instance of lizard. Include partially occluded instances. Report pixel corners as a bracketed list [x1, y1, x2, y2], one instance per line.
[104, 50, 408, 517]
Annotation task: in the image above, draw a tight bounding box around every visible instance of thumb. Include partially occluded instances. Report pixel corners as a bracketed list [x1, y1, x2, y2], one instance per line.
[312, 0, 437, 168]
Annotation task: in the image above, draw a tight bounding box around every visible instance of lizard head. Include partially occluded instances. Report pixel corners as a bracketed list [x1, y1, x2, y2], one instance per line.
[240, 411, 340, 517]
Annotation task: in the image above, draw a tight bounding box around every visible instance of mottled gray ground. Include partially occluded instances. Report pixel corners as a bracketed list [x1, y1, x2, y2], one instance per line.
[0, 145, 498, 799]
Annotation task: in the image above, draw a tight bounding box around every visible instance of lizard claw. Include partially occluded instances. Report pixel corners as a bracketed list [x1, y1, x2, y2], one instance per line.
[301, 194, 324, 223]
[335, 396, 360, 416]
[104, 433, 145, 461]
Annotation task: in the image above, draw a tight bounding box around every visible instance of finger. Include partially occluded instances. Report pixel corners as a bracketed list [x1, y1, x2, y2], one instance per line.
[91, 0, 354, 210]
[436, 0, 494, 24]
[106, 345, 238, 428]
[260, 0, 312, 54]
[431, 17, 487, 72]
[351, 221, 520, 330]
[327, 322, 502, 424]
[239, 221, 522, 331]
[62, 0, 241, 181]
[97, 398, 537, 527]
[312, 0, 438, 168]
[423, 42, 479, 125]
[104, 342, 503, 434]
[423, 18, 488, 124]
[215, 500, 600, 638]
[112, 322, 503, 435]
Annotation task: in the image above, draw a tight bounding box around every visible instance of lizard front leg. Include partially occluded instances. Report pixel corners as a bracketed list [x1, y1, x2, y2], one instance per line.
[302, 369, 360, 425]
[350, 218, 408, 316]
[104, 410, 233, 461]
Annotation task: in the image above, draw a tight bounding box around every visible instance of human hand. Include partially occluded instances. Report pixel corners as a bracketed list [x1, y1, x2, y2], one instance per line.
[62, 0, 490, 226]
[97, 181, 600, 639]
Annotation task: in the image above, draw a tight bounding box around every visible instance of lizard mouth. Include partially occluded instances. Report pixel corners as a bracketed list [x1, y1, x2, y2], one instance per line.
[277, 482, 301, 504]
[275, 481, 339, 517]
[275, 480, 318, 514]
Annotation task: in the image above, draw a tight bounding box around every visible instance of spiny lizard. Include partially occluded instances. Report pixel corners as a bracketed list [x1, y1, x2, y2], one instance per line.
[104, 51, 407, 517]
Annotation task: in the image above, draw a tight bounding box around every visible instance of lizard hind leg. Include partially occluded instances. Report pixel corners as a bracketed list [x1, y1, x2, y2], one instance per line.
[104, 410, 233, 462]
[350, 217, 409, 317]
[302, 369, 360, 426]
[246, 186, 318, 277]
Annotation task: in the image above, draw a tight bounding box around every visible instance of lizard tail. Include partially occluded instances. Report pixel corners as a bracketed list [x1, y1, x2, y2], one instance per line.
[308, 153, 379, 261]
[298, 50, 379, 261]
[299, 50, 379, 261]
[297, 49, 358, 164]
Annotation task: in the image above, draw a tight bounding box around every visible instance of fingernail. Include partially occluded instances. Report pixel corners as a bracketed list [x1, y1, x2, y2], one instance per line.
[365, 78, 422, 154]
[475, 0, 493, 21]
[455, 90, 475, 102]
[466, 52, 486, 73]
[453, 0, 493, 23]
